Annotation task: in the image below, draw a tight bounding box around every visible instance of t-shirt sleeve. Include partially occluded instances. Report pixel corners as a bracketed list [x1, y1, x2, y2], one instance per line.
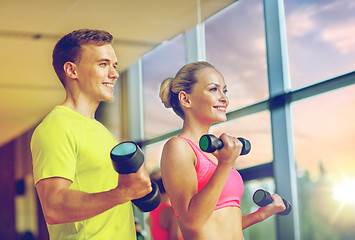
[31, 118, 78, 184]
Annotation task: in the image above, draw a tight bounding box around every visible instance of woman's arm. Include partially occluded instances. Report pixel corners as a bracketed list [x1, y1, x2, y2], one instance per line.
[161, 135, 242, 232]
[242, 193, 286, 229]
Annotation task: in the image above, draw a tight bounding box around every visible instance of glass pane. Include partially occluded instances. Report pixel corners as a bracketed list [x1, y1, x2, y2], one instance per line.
[205, 0, 268, 110]
[285, 0, 355, 89]
[242, 178, 277, 240]
[210, 111, 272, 169]
[142, 34, 185, 138]
[292, 85, 355, 239]
[144, 141, 166, 172]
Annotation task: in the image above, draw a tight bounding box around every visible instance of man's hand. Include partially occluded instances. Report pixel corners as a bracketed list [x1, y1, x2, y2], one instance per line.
[113, 163, 152, 201]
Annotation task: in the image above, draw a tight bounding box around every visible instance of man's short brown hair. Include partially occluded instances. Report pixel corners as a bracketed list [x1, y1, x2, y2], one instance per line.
[52, 29, 113, 87]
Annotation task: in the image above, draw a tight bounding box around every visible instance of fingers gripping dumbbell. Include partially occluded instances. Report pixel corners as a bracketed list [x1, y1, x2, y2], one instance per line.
[199, 134, 251, 155]
[110, 141, 161, 212]
[253, 189, 292, 216]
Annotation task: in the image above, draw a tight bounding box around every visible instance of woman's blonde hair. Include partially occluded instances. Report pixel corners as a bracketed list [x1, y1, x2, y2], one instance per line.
[159, 61, 216, 119]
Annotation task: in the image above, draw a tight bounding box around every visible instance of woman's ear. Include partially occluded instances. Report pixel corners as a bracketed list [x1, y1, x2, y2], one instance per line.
[63, 62, 78, 80]
[178, 91, 192, 108]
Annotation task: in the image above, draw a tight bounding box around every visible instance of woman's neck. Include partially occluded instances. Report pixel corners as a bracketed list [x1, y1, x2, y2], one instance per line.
[179, 117, 211, 143]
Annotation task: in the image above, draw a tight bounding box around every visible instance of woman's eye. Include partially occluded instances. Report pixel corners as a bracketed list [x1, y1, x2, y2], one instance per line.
[210, 87, 217, 92]
[223, 89, 228, 94]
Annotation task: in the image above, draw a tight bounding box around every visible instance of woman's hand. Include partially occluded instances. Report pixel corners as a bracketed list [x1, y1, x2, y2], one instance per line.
[212, 133, 243, 168]
[242, 193, 287, 229]
[256, 194, 287, 221]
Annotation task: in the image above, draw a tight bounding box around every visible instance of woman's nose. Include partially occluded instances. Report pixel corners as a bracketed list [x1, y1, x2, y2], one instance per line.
[219, 91, 229, 106]
[219, 91, 227, 101]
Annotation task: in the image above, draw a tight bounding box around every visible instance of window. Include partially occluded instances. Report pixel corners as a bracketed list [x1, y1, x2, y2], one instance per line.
[292, 85, 355, 239]
[285, 0, 355, 89]
[142, 34, 185, 138]
[241, 178, 277, 240]
[205, 0, 268, 110]
[144, 141, 166, 171]
[210, 111, 272, 169]
[137, 0, 355, 238]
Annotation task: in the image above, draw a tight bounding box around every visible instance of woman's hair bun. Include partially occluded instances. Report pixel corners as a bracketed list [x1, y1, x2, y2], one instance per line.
[159, 77, 174, 108]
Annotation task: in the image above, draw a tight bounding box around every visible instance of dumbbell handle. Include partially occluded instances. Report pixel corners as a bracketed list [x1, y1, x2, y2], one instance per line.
[110, 141, 161, 212]
[199, 134, 251, 155]
[131, 180, 160, 212]
[253, 189, 292, 216]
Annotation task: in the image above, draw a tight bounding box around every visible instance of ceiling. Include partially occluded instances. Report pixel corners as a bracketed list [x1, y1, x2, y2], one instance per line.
[0, 0, 236, 147]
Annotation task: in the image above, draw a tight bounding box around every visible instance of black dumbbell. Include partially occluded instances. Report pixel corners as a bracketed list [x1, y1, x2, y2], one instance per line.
[110, 141, 161, 212]
[199, 134, 251, 155]
[253, 189, 292, 216]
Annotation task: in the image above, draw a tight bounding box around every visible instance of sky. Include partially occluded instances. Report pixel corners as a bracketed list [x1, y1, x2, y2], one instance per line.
[141, 0, 355, 183]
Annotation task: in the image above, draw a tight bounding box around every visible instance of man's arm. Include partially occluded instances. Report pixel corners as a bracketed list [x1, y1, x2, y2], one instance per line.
[36, 165, 152, 225]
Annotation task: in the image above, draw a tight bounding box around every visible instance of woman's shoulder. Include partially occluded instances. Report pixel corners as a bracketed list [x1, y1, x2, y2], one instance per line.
[162, 136, 195, 162]
[166, 136, 186, 144]
[164, 136, 196, 154]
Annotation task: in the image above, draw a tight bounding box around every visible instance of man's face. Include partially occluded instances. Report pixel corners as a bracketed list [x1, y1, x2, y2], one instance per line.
[74, 43, 119, 103]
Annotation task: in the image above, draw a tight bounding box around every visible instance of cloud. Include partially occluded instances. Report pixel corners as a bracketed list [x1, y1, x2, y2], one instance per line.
[286, 0, 355, 55]
[321, 20, 355, 54]
[286, 6, 317, 37]
[253, 36, 266, 53]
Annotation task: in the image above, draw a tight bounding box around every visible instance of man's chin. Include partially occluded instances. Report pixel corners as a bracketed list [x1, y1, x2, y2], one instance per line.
[103, 95, 115, 102]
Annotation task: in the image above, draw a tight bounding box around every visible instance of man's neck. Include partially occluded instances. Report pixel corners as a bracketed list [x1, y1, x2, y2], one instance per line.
[62, 98, 98, 119]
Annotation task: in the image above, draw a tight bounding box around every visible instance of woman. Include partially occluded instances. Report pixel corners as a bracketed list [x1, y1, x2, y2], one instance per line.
[159, 61, 286, 240]
[147, 169, 182, 240]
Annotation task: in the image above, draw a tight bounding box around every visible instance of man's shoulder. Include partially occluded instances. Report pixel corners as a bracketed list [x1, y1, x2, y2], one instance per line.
[39, 106, 83, 128]
[33, 107, 82, 140]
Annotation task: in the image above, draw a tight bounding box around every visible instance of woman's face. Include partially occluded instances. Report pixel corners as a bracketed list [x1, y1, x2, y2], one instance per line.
[188, 67, 229, 124]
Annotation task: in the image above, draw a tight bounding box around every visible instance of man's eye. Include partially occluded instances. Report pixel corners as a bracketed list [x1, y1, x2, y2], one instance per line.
[100, 62, 107, 66]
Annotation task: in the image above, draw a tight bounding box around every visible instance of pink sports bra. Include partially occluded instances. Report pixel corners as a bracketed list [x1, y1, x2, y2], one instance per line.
[178, 136, 244, 210]
[150, 202, 171, 240]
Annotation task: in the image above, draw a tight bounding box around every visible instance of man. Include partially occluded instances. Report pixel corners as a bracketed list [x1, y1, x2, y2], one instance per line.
[31, 29, 152, 239]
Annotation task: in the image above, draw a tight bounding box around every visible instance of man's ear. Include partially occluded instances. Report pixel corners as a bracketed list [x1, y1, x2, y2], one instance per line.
[63, 62, 78, 80]
[178, 91, 192, 108]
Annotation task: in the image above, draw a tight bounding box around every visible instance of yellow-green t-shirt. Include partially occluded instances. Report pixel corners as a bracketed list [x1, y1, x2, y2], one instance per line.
[31, 106, 135, 240]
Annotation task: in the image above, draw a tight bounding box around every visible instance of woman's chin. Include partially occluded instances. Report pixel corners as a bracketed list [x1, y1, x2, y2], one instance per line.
[215, 116, 227, 123]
